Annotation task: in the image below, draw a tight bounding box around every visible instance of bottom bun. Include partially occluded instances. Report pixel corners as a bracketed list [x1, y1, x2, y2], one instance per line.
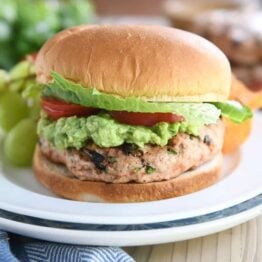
[33, 146, 223, 203]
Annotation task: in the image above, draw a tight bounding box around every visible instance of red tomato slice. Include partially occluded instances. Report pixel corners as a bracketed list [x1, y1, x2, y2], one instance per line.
[42, 99, 98, 120]
[110, 111, 184, 126]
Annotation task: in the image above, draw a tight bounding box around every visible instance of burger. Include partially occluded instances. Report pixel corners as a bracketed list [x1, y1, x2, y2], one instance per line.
[33, 25, 252, 202]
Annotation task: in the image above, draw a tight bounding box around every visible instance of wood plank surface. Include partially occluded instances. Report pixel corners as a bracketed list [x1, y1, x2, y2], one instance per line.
[125, 215, 262, 262]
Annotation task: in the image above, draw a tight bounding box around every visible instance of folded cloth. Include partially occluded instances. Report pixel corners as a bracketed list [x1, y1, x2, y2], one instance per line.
[0, 230, 134, 262]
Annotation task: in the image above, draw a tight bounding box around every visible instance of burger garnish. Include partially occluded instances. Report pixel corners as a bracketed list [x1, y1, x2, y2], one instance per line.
[145, 165, 156, 175]
[38, 71, 251, 149]
[41, 98, 99, 120]
[33, 25, 253, 202]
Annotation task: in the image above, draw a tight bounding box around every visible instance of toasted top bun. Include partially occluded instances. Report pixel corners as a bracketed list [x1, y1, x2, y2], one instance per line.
[35, 25, 231, 102]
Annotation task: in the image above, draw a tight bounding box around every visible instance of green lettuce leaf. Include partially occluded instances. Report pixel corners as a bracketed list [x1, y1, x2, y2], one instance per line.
[42, 72, 252, 128]
[42, 72, 220, 127]
[42, 72, 175, 112]
[211, 101, 253, 123]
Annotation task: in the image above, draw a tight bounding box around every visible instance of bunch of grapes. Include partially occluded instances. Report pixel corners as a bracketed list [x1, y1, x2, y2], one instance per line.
[0, 59, 41, 166]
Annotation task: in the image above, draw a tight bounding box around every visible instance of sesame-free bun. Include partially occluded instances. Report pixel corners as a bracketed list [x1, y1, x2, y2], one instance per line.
[33, 146, 223, 203]
[35, 25, 231, 102]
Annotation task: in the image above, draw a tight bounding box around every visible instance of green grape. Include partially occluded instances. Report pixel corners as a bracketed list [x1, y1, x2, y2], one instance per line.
[4, 118, 38, 166]
[29, 100, 41, 121]
[9, 60, 35, 91]
[22, 80, 42, 100]
[0, 91, 29, 132]
[9, 60, 34, 79]
[0, 70, 9, 92]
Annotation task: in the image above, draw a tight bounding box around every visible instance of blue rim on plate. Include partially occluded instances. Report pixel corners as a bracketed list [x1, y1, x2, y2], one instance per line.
[0, 194, 261, 231]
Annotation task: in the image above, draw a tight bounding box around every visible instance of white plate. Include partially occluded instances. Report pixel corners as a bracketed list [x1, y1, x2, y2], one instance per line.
[0, 115, 261, 226]
[0, 194, 261, 246]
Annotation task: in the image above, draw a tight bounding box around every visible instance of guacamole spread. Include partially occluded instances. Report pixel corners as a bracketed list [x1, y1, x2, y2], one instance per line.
[38, 112, 218, 149]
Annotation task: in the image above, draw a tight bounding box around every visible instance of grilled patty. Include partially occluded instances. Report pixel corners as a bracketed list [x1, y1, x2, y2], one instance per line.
[39, 120, 224, 183]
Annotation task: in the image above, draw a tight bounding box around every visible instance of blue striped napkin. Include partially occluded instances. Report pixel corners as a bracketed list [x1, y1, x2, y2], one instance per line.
[0, 231, 134, 262]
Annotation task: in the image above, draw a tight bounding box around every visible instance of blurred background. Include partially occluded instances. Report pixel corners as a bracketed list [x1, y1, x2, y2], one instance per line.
[0, 0, 261, 89]
[0, 0, 261, 166]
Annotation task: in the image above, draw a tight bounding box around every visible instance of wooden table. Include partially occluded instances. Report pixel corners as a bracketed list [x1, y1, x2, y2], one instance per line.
[125, 215, 262, 262]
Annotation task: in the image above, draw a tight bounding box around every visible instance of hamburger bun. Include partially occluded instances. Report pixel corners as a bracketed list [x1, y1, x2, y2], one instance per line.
[35, 25, 231, 102]
[33, 146, 223, 202]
